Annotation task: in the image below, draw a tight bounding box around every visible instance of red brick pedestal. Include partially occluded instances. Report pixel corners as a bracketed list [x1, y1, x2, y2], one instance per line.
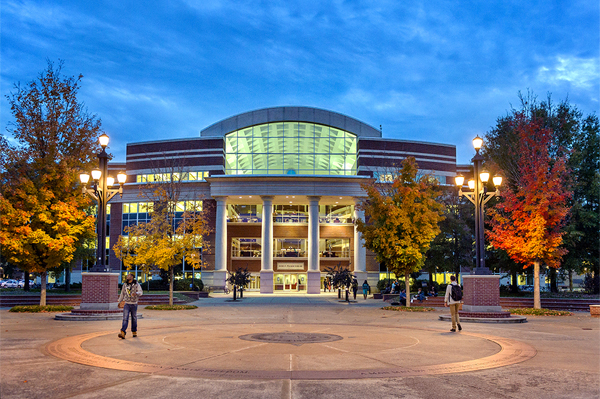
[460, 275, 510, 318]
[80, 272, 120, 310]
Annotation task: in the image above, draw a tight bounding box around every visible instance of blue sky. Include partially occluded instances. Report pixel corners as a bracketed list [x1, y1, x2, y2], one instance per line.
[2, 0, 598, 164]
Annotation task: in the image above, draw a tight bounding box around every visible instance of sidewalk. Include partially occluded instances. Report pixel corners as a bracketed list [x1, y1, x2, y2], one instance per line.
[1, 294, 598, 399]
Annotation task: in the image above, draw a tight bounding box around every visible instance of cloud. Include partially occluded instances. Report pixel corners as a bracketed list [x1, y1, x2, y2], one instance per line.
[537, 56, 599, 89]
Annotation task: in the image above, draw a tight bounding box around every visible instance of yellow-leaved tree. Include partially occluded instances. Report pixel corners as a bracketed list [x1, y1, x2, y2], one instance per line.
[356, 157, 445, 306]
[113, 179, 212, 306]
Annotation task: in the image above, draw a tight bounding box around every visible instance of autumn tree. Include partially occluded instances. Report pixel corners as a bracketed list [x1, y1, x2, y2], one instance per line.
[356, 157, 444, 307]
[113, 165, 212, 306]
[0, 61, 101, 305]
[486, 111, 571, 308]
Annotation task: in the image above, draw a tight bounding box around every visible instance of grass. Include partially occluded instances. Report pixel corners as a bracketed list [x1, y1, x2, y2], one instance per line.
[9, 305, 74, 313]
[382, 306, 436, 312]
[144, 304, 198, 310]
[508, 308, 573, 316]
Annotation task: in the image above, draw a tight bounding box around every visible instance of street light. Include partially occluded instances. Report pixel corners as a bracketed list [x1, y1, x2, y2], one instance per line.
[454, 136, 502, 274]
[80, 134, 126, 272]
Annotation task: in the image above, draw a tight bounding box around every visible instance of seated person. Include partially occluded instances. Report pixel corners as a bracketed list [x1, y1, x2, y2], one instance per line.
[398, 289, 407, 306]
[412, 288, 425, 302]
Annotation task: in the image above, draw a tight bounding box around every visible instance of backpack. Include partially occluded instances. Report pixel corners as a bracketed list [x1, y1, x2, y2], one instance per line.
[450, 284, 462, 301]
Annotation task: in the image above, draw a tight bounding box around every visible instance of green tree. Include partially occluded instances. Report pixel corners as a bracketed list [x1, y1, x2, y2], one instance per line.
[357, 157, 444, 307]
[425, 189, 473, 283]
[0, 60, 101, 305]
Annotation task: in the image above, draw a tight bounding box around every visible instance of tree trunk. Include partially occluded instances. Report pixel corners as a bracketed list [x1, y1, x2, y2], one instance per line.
[405, 271, 411, 308]
[569, 270, 573, 292]
[533, 261, 541, 309]
[551, 268, 558, 293]
[169, 266, 174, 306]
[24, 274, 30, 292]
[65, 267, 71, 292]
[40, 271, 47, 306]
[511, 270, 519, 293]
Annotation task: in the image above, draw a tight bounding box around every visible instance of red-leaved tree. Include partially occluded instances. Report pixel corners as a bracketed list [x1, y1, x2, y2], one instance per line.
[487, 112, 571, 308]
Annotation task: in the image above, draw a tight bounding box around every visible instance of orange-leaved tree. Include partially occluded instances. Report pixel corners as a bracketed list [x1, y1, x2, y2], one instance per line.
[487, 111, 571, 309]
[0, 60, 101, 305]
[356, 157, 444, 306]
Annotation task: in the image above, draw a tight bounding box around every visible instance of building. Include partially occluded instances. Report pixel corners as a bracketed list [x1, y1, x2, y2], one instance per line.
[103, 106, 457, 293]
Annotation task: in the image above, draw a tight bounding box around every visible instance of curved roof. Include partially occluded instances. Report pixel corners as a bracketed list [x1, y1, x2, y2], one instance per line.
[200, 106, 382, 138]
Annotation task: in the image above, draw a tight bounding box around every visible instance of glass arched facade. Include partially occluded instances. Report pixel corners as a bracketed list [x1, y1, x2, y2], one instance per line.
[225, 122, 358, 175]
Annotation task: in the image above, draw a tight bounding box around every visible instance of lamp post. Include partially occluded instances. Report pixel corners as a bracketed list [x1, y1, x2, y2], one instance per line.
[79, 134, 126, 272]
[455, 136, 502, 275]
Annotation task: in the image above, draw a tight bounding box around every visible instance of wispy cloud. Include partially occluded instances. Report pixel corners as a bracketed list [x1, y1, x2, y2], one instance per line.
[537, 56, 599, 89]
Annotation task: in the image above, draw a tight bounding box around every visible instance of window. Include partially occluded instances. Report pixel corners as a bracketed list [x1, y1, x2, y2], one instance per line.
[320, 238, 350, 258]
[232, 238, 261, 257]
[122, 202, 153, 234]
[227, 204, 262, 223]
[136, 171, 209, 183]
[274, 238, 307, 258]
[273, 204, 308, 223]
[225, 122, 358, 175]
[319, 205, 354, 224]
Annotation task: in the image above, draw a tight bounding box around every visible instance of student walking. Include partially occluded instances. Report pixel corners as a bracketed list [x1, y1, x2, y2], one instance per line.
[118, 273, 143, 339]
[362, 280, 370, 300]
[444, 275, 462, 332]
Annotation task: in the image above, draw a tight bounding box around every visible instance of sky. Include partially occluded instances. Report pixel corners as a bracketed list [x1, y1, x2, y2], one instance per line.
[1, 0, 598, 164]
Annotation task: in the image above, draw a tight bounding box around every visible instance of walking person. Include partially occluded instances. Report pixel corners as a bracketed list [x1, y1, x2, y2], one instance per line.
[351, 279, 358, 300]
[444, 275, 462, 332]
[118, 273, 143, 339]
[362, 280, 370, 300]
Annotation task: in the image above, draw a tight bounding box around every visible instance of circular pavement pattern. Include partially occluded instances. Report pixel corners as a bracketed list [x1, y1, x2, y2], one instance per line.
[44, 323, 536, 380]
[239, 332, 343, 345]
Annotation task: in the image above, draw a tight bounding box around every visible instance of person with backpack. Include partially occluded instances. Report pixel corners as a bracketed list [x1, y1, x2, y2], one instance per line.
[362, 280, 370, 300]
[444, 275, 462, 332]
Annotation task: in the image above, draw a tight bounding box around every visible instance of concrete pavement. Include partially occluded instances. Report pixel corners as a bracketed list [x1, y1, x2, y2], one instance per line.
[1, 292, 599, 399]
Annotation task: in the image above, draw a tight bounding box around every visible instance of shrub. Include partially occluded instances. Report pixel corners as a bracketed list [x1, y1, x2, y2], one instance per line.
[584, 273, 599, 295]
[508, 308, 572, 316]
[144, 304, 198, 310]
[9, 305, 74, 313]
[377, 278, 394, 292]
[382, 306, 435, 312]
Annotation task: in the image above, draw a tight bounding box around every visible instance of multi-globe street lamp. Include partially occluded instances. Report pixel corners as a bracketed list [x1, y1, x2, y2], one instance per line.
[79, 134, 126, 272]
[455, 136, 502, 274]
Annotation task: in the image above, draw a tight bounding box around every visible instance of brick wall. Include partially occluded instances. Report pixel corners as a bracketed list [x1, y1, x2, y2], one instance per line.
[463, 276, 500, 307]
[81, 273, 119, 304]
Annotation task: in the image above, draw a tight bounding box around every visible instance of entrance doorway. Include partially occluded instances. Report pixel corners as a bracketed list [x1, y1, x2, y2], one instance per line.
[274, 273, 307, 292]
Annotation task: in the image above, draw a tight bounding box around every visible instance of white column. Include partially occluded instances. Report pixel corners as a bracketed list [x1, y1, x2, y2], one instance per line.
[353, 204, 367, 285]
[260, 196, 274, 294]
[307, 196, 321, 294]
[210, 196, 228, 290]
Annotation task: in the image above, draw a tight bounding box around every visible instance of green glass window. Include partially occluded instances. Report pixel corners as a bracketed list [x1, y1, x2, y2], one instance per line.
[224, 122, 358, 175]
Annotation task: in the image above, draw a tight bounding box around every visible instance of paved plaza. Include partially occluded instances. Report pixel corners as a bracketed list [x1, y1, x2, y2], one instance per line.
[1, 293, 599, 399]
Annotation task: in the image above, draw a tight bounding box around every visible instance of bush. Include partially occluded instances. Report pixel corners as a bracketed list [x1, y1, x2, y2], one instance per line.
[144, 304, 198, 310]
[381, 306, 435, 312]
[508, 308, 572, 316]
[584, 273, 599, 295]
[174, 278, 204, 291]
[377, 278, 394, 292]
[9, 305, 74, 313]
